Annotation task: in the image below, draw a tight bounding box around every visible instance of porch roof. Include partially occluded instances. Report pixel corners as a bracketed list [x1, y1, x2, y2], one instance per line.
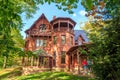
[33, 49, 53, 57]
[66, 43, 92, 54]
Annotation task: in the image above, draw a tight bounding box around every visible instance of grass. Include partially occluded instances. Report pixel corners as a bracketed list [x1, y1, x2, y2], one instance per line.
[15, 71, 96, 80]
[0, 67, 22, 80]
[0, 67, 97, 80]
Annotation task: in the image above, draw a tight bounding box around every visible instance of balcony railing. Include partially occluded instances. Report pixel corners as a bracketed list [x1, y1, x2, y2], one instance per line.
[60, 27, 67, 31]
[29, 30, 51, 36]
[53, 28, 74, 34]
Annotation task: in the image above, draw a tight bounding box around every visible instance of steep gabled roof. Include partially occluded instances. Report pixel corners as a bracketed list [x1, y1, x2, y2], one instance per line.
[25, 13, 49, 33]
[74, 30, 89, 42]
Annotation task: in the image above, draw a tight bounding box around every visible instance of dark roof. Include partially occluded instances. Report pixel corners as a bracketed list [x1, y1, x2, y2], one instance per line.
[74, 30, 89, 42]
[50, 17, 76, 26]
[66, 43, 92, 54]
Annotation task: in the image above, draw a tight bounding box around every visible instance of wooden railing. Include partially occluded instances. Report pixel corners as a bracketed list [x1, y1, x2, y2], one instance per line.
[60, 27, 67, 31]
[53, 27, 74, 33]
[30, 30, 52, 36]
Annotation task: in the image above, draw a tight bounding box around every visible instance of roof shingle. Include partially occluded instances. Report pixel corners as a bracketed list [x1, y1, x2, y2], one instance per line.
[74, 30, 89, 42]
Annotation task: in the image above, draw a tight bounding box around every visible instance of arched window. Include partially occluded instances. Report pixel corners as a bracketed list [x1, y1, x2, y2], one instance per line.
[39, 24, 46, 32]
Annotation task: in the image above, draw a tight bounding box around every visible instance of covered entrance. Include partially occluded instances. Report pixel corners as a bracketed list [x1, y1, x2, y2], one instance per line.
[33, 49, 53, 69]
[66, 44, 91, 74]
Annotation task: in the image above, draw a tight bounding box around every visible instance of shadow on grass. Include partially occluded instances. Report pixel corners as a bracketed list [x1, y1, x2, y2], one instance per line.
[0, 67, 22, 80]
[18, 71, 96, 80]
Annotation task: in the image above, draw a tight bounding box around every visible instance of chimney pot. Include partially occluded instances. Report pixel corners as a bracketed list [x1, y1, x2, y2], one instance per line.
[53, 16, 56, 20]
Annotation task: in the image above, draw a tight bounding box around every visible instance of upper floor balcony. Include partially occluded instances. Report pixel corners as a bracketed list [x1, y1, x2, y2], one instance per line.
[52, 22, 74, 34]
[29, 30, 52, 36]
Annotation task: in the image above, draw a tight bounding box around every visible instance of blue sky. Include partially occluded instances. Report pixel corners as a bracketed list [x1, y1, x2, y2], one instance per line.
[21, 2, 88, 38]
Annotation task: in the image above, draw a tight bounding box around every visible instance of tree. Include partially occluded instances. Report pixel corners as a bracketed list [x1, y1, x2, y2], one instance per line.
[0, 0, 80, 68]
[81, 0, 120, 79]
[0, 27, 25, 68]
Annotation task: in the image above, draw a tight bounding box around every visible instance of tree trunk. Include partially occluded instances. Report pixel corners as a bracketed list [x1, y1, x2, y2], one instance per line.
[3, 56, 7, 68]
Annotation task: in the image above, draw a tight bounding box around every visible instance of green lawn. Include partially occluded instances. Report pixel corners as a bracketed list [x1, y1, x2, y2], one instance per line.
[15, 71, 96, 80]
[0, 67, 22, 80]
[0, 67, 97, 80]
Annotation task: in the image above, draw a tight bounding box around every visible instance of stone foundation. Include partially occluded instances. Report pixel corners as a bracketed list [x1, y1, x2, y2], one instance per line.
[22, 66, 52, 75]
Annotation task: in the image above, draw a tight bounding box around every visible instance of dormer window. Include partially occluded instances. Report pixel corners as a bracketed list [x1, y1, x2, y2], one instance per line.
[78, 35, 85, 45]
[39, 24, 46, 32]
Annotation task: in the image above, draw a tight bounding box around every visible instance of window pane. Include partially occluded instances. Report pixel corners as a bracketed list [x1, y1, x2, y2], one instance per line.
[61, 35, 66, 44]
[36, 39, 39, 47]
[53, 36, 57, 44]
[70, 36, 73, 45]
[61, 51, 65, 64]
[53, 51, 56, 66]
[43, 40, 46, 46]
[39, 40, 43, 46]
[39, 24, 46, 32]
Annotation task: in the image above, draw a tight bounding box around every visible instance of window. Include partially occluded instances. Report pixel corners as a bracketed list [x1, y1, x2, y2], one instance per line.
[36, 39, 44, 47]
[61, 51, 66, 64]
[39, 40, 43, 46]
[53, 51, 56, 66]
[43, 40, 46, 46]
[53, 23, 58, 31]
[39, 24, 46, 32]
[61, 35, 66, 44]
[53, 36, 57, 45]
[70, 36, 73, 45]
[36, 39, 39, 47]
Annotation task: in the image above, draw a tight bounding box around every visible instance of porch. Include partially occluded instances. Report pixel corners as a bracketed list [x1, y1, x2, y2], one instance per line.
[66, 44, 90, 74]
[23, 49, 53, 70]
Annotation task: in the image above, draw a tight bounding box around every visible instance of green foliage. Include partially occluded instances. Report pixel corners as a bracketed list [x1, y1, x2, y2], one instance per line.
[83, 20, 120, 80]
[0, 0, 38, 68]
[79, 47, 88, 55]
[82, 0, 120, 79]
[81, 0, 120, 19]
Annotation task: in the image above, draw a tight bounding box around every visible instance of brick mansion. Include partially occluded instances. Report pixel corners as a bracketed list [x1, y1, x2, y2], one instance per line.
[24, 13, 89, 70]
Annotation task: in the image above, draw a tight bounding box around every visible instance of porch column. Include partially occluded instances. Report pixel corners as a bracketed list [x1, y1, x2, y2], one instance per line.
[77, 50, 80, 74]
[49, 57, 52, 71]
[67, 20, 69, 31]
[31, 56, 34, 66]
[37, 57, 39, 67]
[72, 53, 74, 72]
[66, 53, 69, 70]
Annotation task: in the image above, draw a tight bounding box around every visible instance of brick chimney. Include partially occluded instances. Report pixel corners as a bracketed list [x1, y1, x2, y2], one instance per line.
[53, 16, 56, 20]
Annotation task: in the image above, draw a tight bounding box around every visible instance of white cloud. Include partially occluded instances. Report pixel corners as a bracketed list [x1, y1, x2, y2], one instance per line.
[73, 13, 76, 17]
[78, 10, 87, 16]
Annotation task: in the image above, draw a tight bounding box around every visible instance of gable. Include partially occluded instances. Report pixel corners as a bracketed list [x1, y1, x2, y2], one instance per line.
[74, 30, 89, 42]
[25, 13, 51, 34]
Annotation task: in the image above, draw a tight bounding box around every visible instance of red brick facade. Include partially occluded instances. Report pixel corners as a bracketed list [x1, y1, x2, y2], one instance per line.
[25, 14, 87, 69]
